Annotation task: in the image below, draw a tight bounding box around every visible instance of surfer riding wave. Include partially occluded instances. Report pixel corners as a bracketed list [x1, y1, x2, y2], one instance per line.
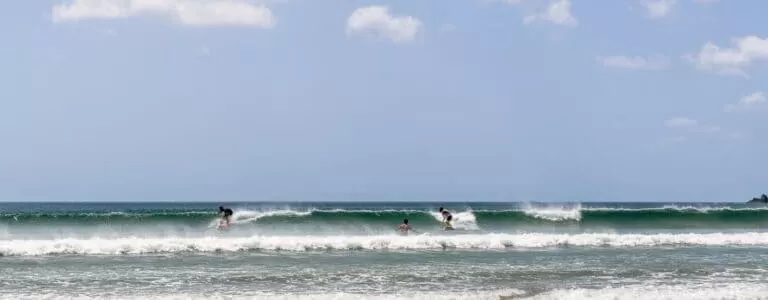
[439, 207, 454, 230]
[218, 206, 234, 229]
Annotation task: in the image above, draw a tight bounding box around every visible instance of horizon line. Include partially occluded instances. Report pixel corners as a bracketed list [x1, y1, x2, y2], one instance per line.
[0, 200, 750, 204]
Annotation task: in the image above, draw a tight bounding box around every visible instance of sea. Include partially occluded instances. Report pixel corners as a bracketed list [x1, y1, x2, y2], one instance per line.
[1, 201, 767, 300]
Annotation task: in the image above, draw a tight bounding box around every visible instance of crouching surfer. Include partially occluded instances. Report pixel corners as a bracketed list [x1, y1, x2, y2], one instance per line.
[218, 206, 234, 229]
[438, 207, 454, 230]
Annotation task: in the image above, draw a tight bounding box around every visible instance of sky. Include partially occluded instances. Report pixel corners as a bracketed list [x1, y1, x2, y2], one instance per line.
[0, 0, 766, 202]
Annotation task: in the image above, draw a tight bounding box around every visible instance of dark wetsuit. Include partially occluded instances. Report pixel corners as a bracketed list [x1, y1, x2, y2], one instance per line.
[220, 208, 234, 227]
[442, 211, 453, 222]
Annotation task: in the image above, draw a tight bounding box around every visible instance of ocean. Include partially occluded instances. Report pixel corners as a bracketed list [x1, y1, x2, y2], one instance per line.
[1, 201, 767, 300]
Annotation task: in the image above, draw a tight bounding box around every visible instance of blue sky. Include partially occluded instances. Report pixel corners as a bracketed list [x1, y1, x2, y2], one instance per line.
[1, 0, 766, 202]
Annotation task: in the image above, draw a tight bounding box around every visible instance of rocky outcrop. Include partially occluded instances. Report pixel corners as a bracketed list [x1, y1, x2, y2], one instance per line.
[748, 194, 768, 204]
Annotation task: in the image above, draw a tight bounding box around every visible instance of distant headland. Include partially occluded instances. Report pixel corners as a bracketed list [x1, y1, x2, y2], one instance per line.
[748, 194, 768, 204]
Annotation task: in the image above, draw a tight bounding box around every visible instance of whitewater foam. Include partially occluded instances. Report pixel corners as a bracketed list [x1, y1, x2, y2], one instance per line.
[581, 205, 768, 213]
[521, 283, 768, 300]
[2, 232, 767, 256]
[4, 284, 768, 300]
[521, 203, 582, 221]
[208, 209, 313, 227]
[0, 289, 526, 300]
[428, 211, 479, 230]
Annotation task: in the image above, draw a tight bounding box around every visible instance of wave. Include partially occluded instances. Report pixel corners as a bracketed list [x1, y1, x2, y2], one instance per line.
[517, 284, 768, 300]
[2, 232, 767, 256]
[3, 205, 768, 229]
[520, 203, 583, 221]
[0, 289, 526, 300]
[6, 284, 768, 300]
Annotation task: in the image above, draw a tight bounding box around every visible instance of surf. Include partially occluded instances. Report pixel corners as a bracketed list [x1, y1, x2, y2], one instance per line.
[3, 204, 768, 231]
[2, 232, 768, 256]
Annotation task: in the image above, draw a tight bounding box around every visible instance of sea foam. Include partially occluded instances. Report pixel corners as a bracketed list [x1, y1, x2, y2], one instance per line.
[521, 203, 583, 221]
[2, 232, 767, 256]
[4, 284, 768, 300]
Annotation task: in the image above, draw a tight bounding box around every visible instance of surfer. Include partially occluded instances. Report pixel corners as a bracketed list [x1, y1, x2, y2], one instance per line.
[438, 207, 454, 230]
[397, 219, 413, 235]
[218, 206, 234, 228]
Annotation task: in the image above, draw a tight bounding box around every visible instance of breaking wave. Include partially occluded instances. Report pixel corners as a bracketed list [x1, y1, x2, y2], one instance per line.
[2, 232, 767, 256]
[3, 204, 768, 230]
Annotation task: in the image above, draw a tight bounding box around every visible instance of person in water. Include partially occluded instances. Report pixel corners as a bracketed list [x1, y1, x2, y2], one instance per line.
[219, 206, 234, 228]
[438, 207, 453, 230]
[397, 219, 413, 235]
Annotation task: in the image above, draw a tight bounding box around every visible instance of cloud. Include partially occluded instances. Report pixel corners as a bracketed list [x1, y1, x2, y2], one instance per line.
[642, 0, 675, 19]
[685, 36, 768, 77]
[725, 91, 767, 112]
[664, 117, 698, 128]
[740, 91, 767, 105]
[523, 0, 577, 27]
[726, 131, 748, 140]
[652, 121, 743, 149]
[346, 6, 422, 43]
[52, 0, 277, 28]
[664, 117, 721, 133]
[597, 55, 670, 70]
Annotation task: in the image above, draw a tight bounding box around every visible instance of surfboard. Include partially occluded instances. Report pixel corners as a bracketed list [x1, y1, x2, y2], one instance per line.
[442, 222, 454, 231]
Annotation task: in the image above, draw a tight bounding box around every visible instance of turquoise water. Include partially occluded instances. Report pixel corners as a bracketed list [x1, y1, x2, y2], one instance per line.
[1, 202, 767, 299]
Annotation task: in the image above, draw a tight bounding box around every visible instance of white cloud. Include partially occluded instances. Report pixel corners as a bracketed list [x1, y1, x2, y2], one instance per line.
[597, 55, 670, 70]
[740, 91, 767, 105]
[346, 6, 422, 43]
[523, 0, 577, 27]
[664, 117, 721, 133]
[725, 91, 767, 112]
[52, 0, 276, 28]
[642, 0, 675, 19]
[726, 131, 747, 140]
[685, 36, 768, 77]
[659, 116, 743, 146]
